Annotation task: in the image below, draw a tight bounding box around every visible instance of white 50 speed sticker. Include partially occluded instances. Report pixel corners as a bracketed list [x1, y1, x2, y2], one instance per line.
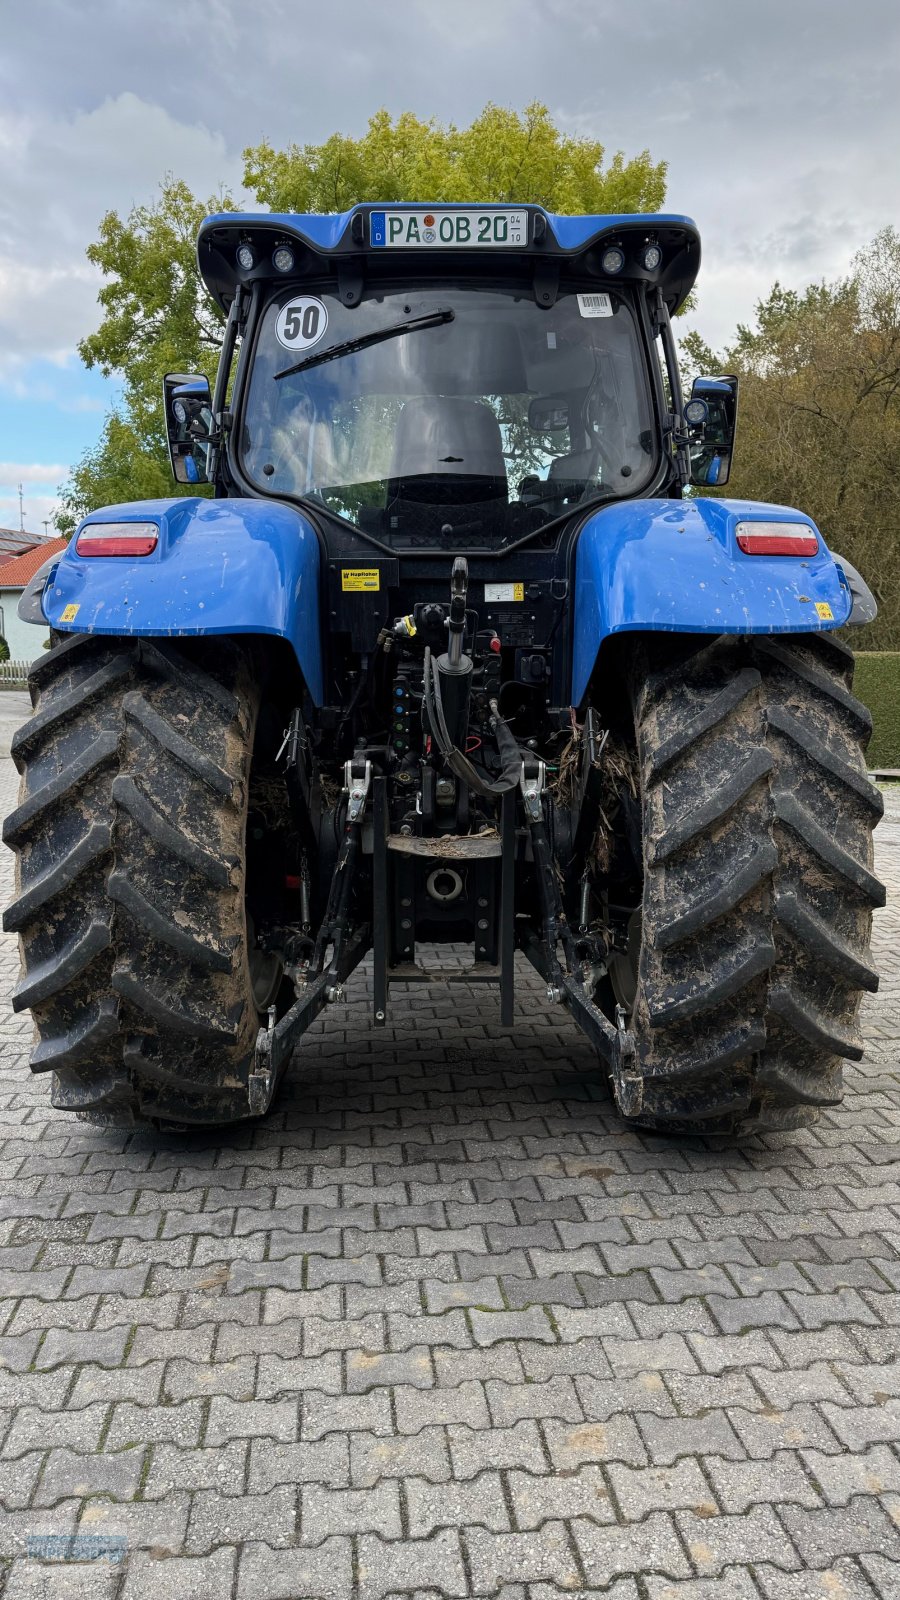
[275, 297, 328, 352]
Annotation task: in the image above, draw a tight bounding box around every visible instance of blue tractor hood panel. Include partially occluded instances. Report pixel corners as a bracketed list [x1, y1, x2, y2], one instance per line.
[43, 498, 324, 706]
[571, 497, 852, 706]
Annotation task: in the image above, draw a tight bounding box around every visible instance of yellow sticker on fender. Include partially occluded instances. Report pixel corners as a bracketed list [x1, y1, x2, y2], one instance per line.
[341, 569, 380, 592]
[60, 604, 80, 622]
[815, 601, 834, 620]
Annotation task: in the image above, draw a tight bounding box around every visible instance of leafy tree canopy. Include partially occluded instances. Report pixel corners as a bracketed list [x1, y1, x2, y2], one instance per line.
[244, 103, 666, 215]
[59, 104, 666, 529]
[682, 227, 900, 649]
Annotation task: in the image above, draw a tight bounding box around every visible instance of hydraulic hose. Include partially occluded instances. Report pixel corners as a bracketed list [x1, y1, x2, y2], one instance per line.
[424, 647, 522, 798]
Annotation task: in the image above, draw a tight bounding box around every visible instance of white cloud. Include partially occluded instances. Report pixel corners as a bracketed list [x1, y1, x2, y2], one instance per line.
[0, 494, 59, 536]
[0, 463, 69, 488]
[0, 93, 245, 379]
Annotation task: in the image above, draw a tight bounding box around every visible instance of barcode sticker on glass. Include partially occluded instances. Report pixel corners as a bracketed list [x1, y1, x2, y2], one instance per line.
[577, 292, 613, 318]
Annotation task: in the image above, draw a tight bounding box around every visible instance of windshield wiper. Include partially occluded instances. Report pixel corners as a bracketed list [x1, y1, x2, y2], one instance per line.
[274, 308, 455, 381]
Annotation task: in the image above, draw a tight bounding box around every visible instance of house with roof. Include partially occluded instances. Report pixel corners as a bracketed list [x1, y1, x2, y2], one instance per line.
[0, 538, 68, 660]
[0, 527, 46, 566]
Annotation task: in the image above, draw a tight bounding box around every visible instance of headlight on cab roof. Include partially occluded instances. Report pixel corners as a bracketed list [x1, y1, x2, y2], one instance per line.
[75, 522, 159, 557]
[735, 521, 819, 556]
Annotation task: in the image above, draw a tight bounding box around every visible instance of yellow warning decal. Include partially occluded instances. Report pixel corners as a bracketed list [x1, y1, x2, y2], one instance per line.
[341, 568, 380, 592]
[60, 603, 80, 622]
[815, 601, 834, 620]
[484, 582, 524, 602]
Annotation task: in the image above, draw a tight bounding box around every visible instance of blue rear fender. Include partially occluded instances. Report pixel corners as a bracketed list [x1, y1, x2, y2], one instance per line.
[571, 496, 853, 705]
[43, 497, 324, 706]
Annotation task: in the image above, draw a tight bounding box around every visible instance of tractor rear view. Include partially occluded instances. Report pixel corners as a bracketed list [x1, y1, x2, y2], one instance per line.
[5, 203, 884, 1134]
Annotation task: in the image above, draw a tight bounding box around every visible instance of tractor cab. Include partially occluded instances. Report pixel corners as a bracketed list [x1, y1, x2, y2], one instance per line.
[175, 204, 709, 544]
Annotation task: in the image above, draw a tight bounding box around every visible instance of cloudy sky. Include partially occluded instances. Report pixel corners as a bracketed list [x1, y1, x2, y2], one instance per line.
[2, 0, 899, 532]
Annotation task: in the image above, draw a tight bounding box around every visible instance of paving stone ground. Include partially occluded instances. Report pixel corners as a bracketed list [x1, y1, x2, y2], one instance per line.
[0, 688, 899, 1598]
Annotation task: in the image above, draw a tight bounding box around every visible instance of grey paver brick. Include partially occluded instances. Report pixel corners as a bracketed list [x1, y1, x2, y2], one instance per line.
[603, 1331, 699, 1375]
[510, 1461, 616, 1528]
[303, 1387, 392, 1440]
[731, 1401, 843, 1458]
[858, 1554, 900, 1598]
[434, 1342, 524, 1386]
[706, 1290, 800, 1333]
[258, 1350, 343, 1396]
[552, 1303, 635, 1341]
[249, 1434, 349, 1492]
[145, 1439, 249, 1498]
[470, 1306, 554, 1345]
[388, 1309, 471, 1349]
[678, 1503, 802, 1574]
[346, 1344, 434, 1391]
[543, 1412, 647, 1470]
[466, 1521, 583, 1590]
[755, 1558, 884, 1598]
[74, 1490, 191, 1552]
[299, 1481, 401, 1541]
[448, 1419, 546, 1478]
[237, 1536, 353, 1600]
[608, 1457, 713, 1519]
[186, 1485, 296, 1552]
[487, 1374, 581, 1425]
[576, 1371, 676, 1419]
[573, 1511, 693, 1584]
[37, 1325, 130, 1369]
[781, 1497, 900, 1564]
[120, 1548, 238, 1600]
[406, 1469, 510, 1535]
[638, 1409, 745, 1466]
[350, 1425, 451, 1487]
[357, 1528, 468, 1599]
[35, 1445, 146, 1506]
[394, 1377, 489, 1432]
[0, 1450, 44, 1509]
[4, 1402, 109, 1458]
[705, 1447, 822, 1512]
[205, 1394, 297, 1445]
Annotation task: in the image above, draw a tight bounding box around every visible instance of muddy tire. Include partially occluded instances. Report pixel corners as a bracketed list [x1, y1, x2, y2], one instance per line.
[623, 632, 884, 1135]
[3, 634, 267, 1125]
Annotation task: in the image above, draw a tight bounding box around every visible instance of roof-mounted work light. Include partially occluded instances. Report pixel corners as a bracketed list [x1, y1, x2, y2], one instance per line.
[638, 239, 663, 272]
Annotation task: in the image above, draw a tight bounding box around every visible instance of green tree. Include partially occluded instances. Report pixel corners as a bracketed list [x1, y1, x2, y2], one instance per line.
[59, 105, 667, 528]
[244, 103, 666, 215]
[58, 179, 234, 531]
[682, 228, 900, 649]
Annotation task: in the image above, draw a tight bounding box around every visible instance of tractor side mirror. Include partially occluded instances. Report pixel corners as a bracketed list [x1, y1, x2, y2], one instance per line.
[688, 374, 739, 488]
[164, 373, 213, 485]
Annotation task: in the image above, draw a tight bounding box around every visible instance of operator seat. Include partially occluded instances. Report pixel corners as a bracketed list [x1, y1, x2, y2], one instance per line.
[385, 398, 508, 539]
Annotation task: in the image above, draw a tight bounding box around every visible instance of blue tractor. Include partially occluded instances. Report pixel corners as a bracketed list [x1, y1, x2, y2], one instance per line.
[5, 204, 884, 1133]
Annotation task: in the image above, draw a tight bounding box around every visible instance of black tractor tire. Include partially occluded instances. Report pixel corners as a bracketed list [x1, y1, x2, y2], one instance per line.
[3, 633, 270, 1126]
[621, 631, 884, 1136]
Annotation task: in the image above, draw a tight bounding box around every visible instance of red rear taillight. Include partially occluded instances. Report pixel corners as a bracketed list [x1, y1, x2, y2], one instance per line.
[75, 521, 158, 557]
[735, 521, 819, 556]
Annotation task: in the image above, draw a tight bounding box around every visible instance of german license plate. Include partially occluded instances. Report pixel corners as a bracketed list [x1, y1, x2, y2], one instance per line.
[370, 209, 528, 249]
